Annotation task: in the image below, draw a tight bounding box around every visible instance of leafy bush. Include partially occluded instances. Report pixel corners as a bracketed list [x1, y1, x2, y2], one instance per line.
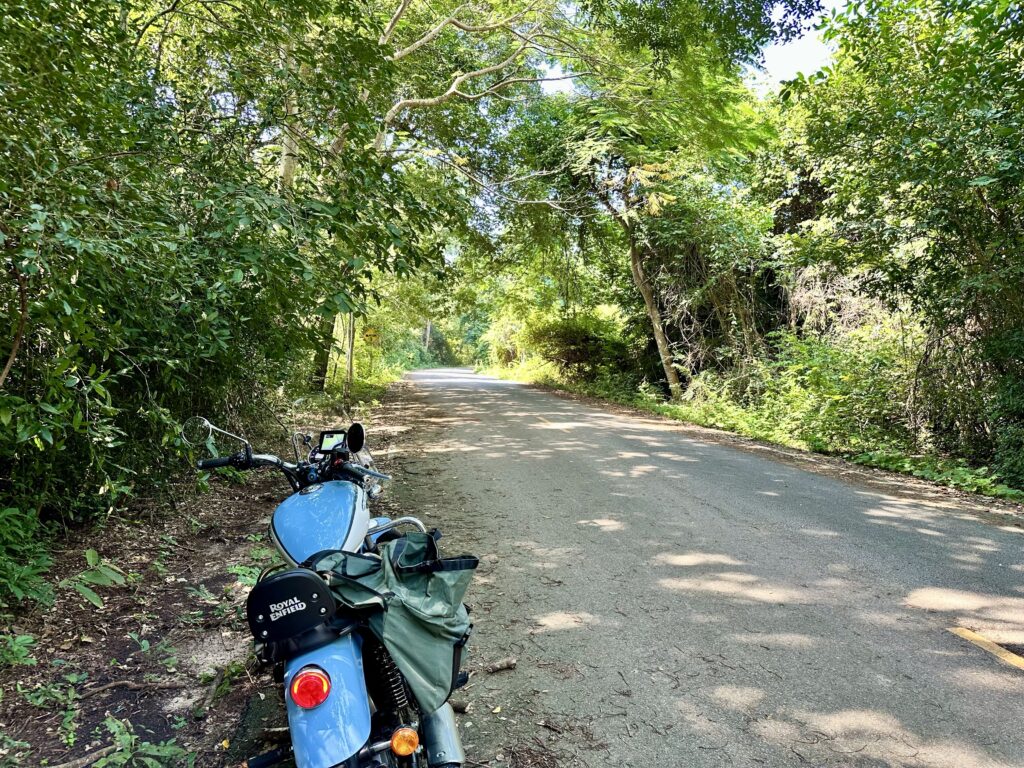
[852, 452, 1024, 501]
[0, 508, 51, 606]
[523, 312, 636, 384]
[58, 550, 126, 609]
[657, 326, 920, 455]
[0, 633, 36, 668]
[94, 717, 193, 767]
[0, 0, 441, 606]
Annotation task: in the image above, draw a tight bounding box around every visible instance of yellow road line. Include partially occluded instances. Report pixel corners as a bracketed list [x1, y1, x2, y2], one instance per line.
[948, 627, 1024, 672]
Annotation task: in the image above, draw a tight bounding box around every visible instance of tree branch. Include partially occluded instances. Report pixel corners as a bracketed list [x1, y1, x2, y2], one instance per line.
[382, 33, 540, 128]
[430, 154, 593, 214]
[0, 265, 28, 391]
[455, 71, 590, 100]
[450, 2, 537, 33]
[134, 0, 186, 49]
[379, 0, 414, 45]
[388, 4, 467, 61]
[388, 1, 540, 61]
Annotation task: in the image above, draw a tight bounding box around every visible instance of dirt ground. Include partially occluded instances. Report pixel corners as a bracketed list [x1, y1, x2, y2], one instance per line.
[0, 465, 284, 766]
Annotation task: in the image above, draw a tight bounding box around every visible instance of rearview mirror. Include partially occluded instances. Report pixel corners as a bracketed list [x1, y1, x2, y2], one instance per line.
[346, 422, 365, 454]
[182, 416, 251, 453]
[181, 416, 213, 447]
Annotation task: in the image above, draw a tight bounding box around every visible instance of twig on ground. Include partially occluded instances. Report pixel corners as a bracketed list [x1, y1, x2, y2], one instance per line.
[47, 746, 118, 768]
[79, 680, 185, 699]
[486, 656, 517, 673]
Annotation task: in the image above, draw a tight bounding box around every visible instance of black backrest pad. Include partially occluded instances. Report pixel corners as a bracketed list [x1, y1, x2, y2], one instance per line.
[247, 568, 335, 642]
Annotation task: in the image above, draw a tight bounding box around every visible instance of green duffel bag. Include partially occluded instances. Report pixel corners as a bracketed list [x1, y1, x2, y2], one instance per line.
[307, 532, 478, 713]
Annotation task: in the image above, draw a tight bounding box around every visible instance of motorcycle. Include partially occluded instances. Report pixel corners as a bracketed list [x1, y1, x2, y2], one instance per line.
[182, 418, 467, 768]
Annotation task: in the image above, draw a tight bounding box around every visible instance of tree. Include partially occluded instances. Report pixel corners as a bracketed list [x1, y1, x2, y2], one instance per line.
[790, 0, 1024, 479]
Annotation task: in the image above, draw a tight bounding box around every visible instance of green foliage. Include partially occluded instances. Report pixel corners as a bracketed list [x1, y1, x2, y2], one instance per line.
[0, 733, 30, 767]
[17, 672, 85, 746]
[227, 564, 262, 588]
[93, 717, 193, 768]
[790, 0, 1024, 481]
[0, 0, 458, 605]
[851, 452, 1024, 501]
[643, 172, 778, 374]
[524, 311, 635, 383]
[58, 550, 126, 609]
[0, 508, 51, 606]
[0, 634, 36, 668]
[653, 325, 919, 454]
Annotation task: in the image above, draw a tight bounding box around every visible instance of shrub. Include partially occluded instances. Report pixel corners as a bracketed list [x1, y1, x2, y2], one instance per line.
[657, 323, 923, 457]
[524, 313, 635, 384]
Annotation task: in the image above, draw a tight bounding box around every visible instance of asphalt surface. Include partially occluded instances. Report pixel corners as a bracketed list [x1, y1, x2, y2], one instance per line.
[391, 368, 1024, 768]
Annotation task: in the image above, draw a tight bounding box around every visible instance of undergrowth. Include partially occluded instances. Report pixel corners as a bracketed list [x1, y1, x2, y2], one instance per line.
[486, 359, 1024, 503]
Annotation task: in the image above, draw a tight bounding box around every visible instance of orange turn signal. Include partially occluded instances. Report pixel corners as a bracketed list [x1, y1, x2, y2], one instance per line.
[390, 726, 419, 757]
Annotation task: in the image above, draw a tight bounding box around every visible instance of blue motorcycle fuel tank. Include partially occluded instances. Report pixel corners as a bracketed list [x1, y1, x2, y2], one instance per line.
[270, 481, 369, 564]
[285, 633, 372, 768]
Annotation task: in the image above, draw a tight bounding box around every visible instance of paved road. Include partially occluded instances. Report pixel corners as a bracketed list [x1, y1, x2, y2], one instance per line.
[392, 369, 1024, 768]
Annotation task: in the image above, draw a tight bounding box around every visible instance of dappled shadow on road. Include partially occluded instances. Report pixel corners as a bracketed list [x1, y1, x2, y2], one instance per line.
[409, 371, 1023, 584]
[645, 547, 1024, 765]
[906, 587, 1024, 645]
[398, 369, 1024, 767]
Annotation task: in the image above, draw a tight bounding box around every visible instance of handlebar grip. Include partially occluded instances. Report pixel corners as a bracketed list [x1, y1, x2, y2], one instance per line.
[197, 455, 234, 470]
[342, 462, 391, 481]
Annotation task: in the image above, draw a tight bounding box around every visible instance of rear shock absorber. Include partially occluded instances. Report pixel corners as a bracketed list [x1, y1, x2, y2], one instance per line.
[366, 636, 410, 714]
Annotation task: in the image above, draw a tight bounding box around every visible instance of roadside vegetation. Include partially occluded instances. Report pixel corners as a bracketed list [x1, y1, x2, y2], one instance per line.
[1, 0, 1022, 748]
[461, 1, 1024, 503]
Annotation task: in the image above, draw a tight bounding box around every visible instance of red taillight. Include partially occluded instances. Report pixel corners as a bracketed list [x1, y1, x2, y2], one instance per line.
[290, 667, 331, 709]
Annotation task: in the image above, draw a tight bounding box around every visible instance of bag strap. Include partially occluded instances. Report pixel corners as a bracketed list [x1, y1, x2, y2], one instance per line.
[389, 537, 480, 575]
[321, 569, 393, 604]
[300, 549, 341, 569]
[303, 549, 383, 579]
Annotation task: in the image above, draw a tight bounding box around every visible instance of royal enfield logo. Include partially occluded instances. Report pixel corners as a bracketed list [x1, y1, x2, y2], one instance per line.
[269, 596, 306, 622]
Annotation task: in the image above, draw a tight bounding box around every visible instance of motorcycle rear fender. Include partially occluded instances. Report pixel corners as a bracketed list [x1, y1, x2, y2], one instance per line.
[285, 632, 371, 768]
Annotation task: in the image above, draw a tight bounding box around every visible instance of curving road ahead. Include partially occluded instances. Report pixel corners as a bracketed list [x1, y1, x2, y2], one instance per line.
[388, 369, 1024, 768]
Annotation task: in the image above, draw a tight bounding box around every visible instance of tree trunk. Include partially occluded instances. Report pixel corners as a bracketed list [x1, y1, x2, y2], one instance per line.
[279, 92, 298, 190]
[628, 237, 683, 400]
[311, 314, 338, 391]
[344, 312, 356, 401]
[424, 319, 432, 352]
[279, 45, 299, 191]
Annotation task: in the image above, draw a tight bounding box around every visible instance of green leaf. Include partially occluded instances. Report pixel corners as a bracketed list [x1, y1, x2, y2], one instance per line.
[73, 583, 104, 609]
[79, 570, 115, 587]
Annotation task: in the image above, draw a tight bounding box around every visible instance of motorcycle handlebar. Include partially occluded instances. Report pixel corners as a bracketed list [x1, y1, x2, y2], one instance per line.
[197, 452, 298, 473]
[197, 455, 237, 470]
[342, 462, 392, 481]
